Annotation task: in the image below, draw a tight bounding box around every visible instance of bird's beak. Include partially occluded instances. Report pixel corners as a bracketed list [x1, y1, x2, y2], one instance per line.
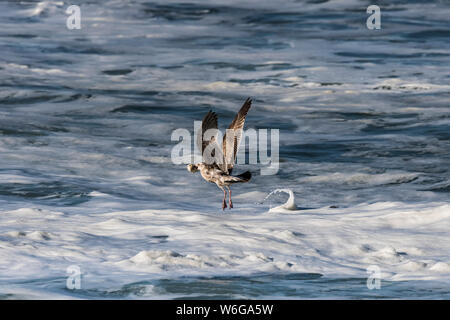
[187, 164, 198, 173]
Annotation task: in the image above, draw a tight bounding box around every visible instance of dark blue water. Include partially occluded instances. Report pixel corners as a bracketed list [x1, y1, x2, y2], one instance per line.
[0, 0, 449, 299]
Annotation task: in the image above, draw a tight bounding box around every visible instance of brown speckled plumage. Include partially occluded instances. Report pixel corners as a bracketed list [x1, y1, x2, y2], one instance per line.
[187, 98, 253, 210]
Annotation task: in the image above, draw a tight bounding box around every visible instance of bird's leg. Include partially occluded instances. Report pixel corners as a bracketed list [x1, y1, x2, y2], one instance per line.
[222, 188, 227, 210]
[227, 186, 233, 209]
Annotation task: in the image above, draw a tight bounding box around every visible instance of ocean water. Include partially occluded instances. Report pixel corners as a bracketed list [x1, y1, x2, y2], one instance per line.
[0, 0, 449, 299]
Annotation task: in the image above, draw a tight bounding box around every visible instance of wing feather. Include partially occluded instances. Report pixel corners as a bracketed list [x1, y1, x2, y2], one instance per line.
[196, 111, 223, 164]
[221, 98, 252, 173]
[196, 111, 217, 154]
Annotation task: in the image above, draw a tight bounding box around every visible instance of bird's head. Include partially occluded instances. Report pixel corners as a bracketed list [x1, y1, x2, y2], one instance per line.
[187, 164, 199, 173]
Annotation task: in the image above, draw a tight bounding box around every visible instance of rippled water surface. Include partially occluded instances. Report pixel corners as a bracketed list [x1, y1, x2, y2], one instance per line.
[0, 0, 449, 299]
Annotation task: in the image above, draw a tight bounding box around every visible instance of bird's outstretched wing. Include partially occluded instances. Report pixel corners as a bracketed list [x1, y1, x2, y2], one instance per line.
[196, 110, 223, 164]
[221, 98, 252, 174]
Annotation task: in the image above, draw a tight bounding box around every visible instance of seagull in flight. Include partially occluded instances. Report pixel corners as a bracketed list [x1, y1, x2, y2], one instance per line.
[187, 98, 252, 210]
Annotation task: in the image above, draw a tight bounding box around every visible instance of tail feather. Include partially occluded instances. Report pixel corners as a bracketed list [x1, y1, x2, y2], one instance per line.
[227, 171, 251, 183]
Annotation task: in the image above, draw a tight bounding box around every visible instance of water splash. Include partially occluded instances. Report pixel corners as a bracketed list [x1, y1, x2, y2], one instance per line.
[259, 188, 297, 212]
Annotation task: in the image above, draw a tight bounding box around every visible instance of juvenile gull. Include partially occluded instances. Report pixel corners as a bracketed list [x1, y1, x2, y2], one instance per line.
[187, 98, 252, 210]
